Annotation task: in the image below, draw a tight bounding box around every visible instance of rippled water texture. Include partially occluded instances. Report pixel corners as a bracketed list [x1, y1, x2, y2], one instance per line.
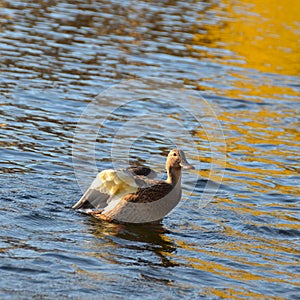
[1, 0, 300, 299]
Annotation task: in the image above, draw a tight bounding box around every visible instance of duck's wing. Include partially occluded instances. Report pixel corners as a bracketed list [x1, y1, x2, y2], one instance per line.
[72, 174, 110, 209]
[122, 182, 173, 203]
[72, 169, 141, 210]
[126, 166, 157, 179]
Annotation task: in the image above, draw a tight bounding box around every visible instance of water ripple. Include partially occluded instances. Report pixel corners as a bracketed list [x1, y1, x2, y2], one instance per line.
[0, 0, 299, 299]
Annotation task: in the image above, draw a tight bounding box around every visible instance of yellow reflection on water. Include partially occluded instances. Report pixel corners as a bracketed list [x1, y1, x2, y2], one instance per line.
[218, 106, 300, 196]
[169, 221, 300, 298]
[193, 0, 300, 77]
[201, 286, 285, 300]
[166, 237, 299, 298]
[195, 103, 300, 197]
[225, 0, 300, 76]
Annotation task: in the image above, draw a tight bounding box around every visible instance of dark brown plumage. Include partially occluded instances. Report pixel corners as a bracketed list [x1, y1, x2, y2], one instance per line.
[123, 181, 174, 203]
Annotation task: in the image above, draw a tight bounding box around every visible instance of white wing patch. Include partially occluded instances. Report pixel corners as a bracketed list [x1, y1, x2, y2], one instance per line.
[97, 169, 138, 197]
[72, 169, 139, 210]
[95, 169, 139, 214]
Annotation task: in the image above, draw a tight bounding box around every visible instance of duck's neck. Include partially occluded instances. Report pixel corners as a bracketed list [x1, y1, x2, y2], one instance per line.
[166, 167, 182, 186]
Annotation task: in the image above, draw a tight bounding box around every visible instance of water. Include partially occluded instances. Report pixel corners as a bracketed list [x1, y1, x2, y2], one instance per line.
[1, 0, 299, 299]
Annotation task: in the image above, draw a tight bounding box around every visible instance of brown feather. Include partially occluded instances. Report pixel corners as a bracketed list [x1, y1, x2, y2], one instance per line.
[122, 182, 173, 203]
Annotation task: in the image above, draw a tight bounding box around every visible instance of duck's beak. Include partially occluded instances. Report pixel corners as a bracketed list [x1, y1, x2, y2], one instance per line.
[179, 150, 195, 170]
[180, 162, 195, 170]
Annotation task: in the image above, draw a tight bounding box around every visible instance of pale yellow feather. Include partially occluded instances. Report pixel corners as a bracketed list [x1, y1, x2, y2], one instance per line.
[97, 169, 138, 197]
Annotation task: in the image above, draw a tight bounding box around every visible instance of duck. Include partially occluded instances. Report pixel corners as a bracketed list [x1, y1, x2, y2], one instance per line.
[72, 149, 194, 224]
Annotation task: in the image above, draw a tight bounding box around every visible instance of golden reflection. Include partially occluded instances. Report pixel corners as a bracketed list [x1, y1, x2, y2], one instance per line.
[169, 225, 300, 299]
[211, 215, 300, 257]
[202, 286, 285, 300]
[190, 0, 300, 104]
[227, 72, 300, 101]
[214, 105, 300, 196]
[194, 103, 300, 197]
[212, 195, 300, 232]
[176, 231, 300, 266]
[192, 0, 300, 77]
[226, 0, 300, 76]
[172, 250, 290, 283]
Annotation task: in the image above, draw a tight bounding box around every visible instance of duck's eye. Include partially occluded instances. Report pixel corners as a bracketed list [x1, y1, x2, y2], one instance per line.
[173, 153, 177, 156]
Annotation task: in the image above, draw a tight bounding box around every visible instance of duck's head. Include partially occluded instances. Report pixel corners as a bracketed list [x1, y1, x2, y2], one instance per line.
[166, 149, 194, 171]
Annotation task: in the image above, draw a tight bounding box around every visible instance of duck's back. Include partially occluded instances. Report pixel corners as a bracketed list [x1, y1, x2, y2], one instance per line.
[102, 181, 182, 223]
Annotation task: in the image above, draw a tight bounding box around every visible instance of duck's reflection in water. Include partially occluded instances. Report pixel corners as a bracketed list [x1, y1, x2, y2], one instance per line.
[86, 217, 178, 268]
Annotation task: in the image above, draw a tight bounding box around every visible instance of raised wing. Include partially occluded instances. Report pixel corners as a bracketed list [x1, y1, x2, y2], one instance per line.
[72, 168, 142, 210]
[127, 166, 157, 179]
[72, 174, 109, 209]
